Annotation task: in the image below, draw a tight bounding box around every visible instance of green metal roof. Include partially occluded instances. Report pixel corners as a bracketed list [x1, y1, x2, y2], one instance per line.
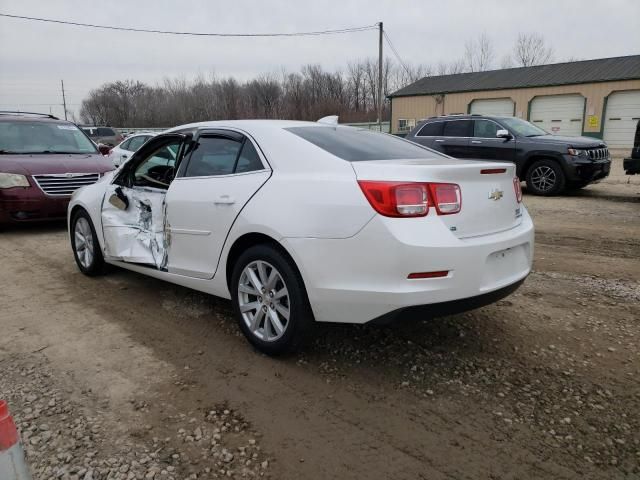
[389, 55, 640, 98]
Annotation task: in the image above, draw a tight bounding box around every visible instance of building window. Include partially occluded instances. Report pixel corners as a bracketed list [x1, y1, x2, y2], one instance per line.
[398, 119, 415, 132]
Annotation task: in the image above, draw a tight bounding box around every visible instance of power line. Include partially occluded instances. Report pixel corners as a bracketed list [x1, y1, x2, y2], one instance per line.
[0, 13, 377, 37]
[383, 30, 411, 76]
[0, 103, 81, 106]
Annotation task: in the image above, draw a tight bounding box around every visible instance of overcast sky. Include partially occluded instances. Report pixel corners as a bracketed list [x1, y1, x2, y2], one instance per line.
[1, 0, 639, 119]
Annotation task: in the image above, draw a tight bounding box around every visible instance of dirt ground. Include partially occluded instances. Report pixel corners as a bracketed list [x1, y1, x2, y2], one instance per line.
[1, 159, 639, 480]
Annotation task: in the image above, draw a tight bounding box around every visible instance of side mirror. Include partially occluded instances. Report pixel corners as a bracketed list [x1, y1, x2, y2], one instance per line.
[496, 129, 512, 139]
[98, 144, 111, 156]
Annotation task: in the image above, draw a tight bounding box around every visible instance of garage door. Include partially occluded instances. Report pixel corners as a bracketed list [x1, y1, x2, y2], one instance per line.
[529, 94, 584, 136]
[603, 90, 640, 149]
[469, 98, 514, 116]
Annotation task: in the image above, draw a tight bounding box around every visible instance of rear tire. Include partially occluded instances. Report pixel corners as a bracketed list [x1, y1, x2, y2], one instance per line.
[71, 209, 106, 276]
[231, 244, 314, 355]
[526, 159, 566, 196]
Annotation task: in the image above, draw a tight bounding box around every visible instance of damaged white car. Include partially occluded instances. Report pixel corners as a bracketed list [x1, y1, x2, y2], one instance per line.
[68, 120, 534, 355]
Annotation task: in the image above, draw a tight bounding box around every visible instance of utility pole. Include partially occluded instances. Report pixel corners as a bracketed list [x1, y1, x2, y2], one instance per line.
[377, 21, 383, 132]
[60, 80, 68, 120]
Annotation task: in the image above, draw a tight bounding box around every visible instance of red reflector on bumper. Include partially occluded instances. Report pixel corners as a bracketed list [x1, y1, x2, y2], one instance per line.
[481, 168, 507, 174]
[407, 271, 449, 279]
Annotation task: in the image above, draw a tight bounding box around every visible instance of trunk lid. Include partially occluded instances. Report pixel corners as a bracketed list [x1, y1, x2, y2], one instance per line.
[351, 159, 522, 238]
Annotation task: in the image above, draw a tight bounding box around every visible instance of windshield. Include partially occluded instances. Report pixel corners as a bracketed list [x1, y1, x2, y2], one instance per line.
[0, 121, 98, 154]
[498, 117, 548, 137]
[286, 126, 442, 161]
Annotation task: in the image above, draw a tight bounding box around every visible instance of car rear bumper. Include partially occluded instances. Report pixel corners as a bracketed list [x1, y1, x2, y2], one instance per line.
[0, 187, 69, 224]
[564, 156, 611, 184]
[623, 157, 640, 175]
[368, 278, 525, 325]
[283, 208, 534, 324]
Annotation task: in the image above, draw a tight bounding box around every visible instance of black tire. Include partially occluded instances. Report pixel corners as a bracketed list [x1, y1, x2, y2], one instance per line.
[525, 159, 566, 196]
[230, 244, 314, 355]
[70, 209, 106, 276]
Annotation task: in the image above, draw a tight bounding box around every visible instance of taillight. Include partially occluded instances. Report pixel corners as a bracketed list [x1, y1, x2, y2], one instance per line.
[358, 181, 429, 217]
[428, 183, 461, 215]
[358, 181, 461, 217]
[513, 177, 523, 203]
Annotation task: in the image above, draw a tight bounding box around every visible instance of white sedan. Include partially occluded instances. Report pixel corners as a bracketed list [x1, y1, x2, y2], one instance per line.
[68, 119, 534, 355]
[107, 132, 156, 167]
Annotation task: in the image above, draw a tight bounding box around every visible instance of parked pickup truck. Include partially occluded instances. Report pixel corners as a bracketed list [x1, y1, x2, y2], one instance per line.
[623, 120, 640, 175]
[405, 114, 611, 195]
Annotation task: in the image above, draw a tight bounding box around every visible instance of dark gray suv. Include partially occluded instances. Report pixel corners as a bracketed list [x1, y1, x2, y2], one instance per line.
[405, 115, 611, 195]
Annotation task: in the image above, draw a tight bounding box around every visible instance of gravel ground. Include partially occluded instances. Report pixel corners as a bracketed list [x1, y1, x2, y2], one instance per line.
[0, 158, 638, 479]
[1, 353, 272, 479]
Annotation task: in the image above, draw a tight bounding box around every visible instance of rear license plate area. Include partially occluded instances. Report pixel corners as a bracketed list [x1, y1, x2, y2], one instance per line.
[481, 244, 530, 291]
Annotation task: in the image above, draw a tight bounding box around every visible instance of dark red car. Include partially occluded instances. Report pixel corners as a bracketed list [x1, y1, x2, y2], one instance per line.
[0, 112, 115, 225]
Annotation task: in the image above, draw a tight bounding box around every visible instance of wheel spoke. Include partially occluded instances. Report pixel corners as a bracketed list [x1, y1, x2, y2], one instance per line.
[273, 286, 288, 300]
[239, 284, 259, 296]
[268, 309, 284, 334]
[250, 308, 264, 332]
[275, 302, 290, 320]
[256, 261, 269, 286]
[241, 301, 260, 313]
[75, 232, 85, 248]
[247, 268, 263, 291]
[265, 269, 278, 291]
[262, 313, 271, 340]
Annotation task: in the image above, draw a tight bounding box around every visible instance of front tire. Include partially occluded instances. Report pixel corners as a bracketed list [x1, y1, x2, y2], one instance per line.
[526, 159, 566, 196]
[231, 244, 313, 355]
[71, 209, 106, 276]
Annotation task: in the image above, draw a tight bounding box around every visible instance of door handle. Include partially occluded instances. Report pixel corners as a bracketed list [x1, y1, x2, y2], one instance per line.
[471, 140, 482, 144]
[434, 139, 445, 143]
[122, 154, 128, 158]
[214, 195, 235, 205]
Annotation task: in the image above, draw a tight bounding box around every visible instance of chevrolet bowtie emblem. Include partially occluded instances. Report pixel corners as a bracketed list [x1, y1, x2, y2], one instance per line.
[488, 189, 503, 201]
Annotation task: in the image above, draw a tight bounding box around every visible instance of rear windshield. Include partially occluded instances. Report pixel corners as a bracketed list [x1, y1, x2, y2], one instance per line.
[97, 127, 116, 136]
[82, 127, 98, 137]
[0, 121, 98, 154]
[285, 126, 440, 161]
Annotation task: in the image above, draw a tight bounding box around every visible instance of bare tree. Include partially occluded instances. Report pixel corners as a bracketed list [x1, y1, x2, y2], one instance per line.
[389, 62, 432, 94]
[464, 33, 494, 72]
[509, 33, 554, 67]
[436, 58, 467, 76]
[80, 58, 414, 127]
[500, 55, 514, 69]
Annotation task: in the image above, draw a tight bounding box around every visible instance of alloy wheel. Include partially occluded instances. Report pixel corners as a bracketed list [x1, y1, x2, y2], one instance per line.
[238, 260, 290, 342]
[530, 165, 557, 192]
[74, 217, 95, 269]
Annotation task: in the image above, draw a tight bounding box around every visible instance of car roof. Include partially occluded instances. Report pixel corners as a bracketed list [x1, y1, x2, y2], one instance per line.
[0, 114, 69, 123]
[166, 119, 326, 133]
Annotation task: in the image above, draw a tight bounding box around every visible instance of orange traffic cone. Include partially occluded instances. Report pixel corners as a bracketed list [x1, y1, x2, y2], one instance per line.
[0, 400, 32, 480]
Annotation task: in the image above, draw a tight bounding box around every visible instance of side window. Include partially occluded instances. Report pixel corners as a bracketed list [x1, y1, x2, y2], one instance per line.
[417, 121, 444, 137]
[119, 138, 132, 150]
[473, 120, 500, 138]
[184, 136, 242, 177]
[443, 120, 472, 137]
[133, 139, 182, 189]
[235, 141, 264, 173]
[127, 136, 147, 152]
